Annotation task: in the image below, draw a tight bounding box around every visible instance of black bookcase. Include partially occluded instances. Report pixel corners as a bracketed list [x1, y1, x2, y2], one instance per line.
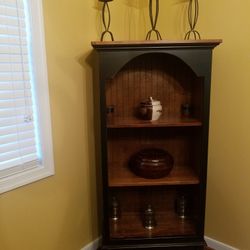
[91, 40, 221, 250]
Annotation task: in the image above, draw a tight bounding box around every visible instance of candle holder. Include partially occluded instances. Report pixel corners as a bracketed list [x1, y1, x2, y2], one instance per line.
[181, 103, 192, 117]
[110, 196, 120, 221]
[184, 0, 201, 40]
[146, 0, 162, 40]
[143, 204, 157, 229]
[99, 0, 114, 41]
[175, 194, 190, 219]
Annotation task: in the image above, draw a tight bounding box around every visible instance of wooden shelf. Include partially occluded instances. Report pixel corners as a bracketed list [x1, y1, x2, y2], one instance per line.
[107, 117, 202, 128]
[110, 211, 196, 239]
[92, 39, 222, 50]
[109, 164, 200, 187]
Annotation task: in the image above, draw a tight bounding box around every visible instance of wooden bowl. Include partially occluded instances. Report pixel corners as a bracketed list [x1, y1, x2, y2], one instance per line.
[129, 148, 174, 179]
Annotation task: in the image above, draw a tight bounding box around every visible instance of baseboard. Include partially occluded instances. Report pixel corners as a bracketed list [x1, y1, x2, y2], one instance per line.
[81, 236, 238, 250]
[81, 238, 101, 250]
[205, 236, 239, 250]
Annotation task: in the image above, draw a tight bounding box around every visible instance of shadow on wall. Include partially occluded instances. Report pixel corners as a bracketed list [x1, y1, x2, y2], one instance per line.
[123, 0, 148, 40]
[78, 49, 103, 240]
[93, 1, 102, 39]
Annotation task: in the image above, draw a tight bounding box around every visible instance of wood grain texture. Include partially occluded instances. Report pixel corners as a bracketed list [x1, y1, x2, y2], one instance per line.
[109, 187, 198, 213]
[107, 127, 201, 187]
[110, 212, 196, 239]
[107, 117, 202, 128]
[109, 187, 198, 239]
[109, 164, 199, 187]
[92, 39, 222, 49]
[105, 53, 200, 122]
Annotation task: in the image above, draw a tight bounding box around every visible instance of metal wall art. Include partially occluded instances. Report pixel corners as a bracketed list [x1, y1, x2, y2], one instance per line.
[99, 0, 114, 41]
[146, 0, 162, 40]
[98, 0, 203, 41]
[184, 0, 201, 40]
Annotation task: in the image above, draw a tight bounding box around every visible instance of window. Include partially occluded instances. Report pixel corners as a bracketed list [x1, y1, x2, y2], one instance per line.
[0, 0, 54, 193]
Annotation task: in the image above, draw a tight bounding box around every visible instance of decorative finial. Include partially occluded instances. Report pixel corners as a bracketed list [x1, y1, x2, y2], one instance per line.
[99, 0, 114, 41]
[184, 0, 201, 40]
[146, 0, 162, 40]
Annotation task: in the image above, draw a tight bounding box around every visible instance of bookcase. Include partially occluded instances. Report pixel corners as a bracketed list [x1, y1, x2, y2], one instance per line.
[92, 40, 221, 250]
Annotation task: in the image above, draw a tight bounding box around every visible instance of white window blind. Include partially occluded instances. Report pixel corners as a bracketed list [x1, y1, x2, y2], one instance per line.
[0, 0, 39, 177]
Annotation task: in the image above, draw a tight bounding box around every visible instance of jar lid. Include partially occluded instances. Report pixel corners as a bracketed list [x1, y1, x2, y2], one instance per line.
[136, 148, 170, 162]
[141, 97, 161, 106]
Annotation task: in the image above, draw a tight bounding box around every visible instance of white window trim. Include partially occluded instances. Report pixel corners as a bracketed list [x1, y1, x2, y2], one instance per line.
[0, 0, 54, 194]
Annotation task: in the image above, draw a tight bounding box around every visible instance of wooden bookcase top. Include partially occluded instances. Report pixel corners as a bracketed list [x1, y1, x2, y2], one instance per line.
[92, 39, 222, 49]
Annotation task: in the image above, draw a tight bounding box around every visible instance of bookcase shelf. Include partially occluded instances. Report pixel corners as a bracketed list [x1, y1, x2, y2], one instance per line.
[110, 211, 196, 239]
[109, 164, 199, 187]
[107, 117, 202, 128]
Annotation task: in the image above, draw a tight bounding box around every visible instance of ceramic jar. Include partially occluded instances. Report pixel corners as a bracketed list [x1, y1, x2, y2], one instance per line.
[129, 148, 174, 179]
[139, 97, 162, 121]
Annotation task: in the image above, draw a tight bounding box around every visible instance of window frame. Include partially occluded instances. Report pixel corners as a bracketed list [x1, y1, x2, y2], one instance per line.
[0, 0, 54, 194]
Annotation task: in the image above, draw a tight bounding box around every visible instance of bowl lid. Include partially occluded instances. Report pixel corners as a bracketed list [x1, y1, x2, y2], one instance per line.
[136, 148, 172, 162]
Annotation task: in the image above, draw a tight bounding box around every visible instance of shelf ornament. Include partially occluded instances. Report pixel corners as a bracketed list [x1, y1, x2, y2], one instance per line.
[146, 0, 162, 40]
[99, 0, 114, 41]
[184, 0, 201, 40]
[143, 204, 157, 229]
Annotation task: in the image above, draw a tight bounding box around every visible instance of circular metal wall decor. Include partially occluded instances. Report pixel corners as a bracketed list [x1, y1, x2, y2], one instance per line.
[99, 0, 114, 41]
[146, 0, 162, 40]
[184, 0, 201, 40]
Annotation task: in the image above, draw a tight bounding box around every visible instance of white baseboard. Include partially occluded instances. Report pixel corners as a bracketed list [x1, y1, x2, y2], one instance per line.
[205, 236, 239, 250]
[81, 236, 238, 250]
[81, 238, 101, 250]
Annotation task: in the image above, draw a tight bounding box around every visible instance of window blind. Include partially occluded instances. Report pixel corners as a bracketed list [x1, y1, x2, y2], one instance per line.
[0, 0, 39, 175]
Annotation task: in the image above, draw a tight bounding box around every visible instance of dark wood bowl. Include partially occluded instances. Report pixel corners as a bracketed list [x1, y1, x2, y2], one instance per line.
[129, 148, 174, 179]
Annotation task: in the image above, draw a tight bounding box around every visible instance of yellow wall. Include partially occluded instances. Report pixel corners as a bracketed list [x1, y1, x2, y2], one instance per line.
[200, 1, 250, 250]
[0, 0, 249, 250]
[0, 0, 100, 249]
